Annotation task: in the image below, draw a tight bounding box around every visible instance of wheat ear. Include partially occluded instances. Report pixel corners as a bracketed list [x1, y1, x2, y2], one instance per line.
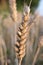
[9, 0, 17, 22]
[14, 5, 30, 65]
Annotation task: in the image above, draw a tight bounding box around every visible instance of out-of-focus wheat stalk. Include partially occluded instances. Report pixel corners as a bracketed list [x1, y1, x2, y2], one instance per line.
[0, 36, 7, 65]
[2, 0, 18, 63]
[9, 0, 17, 22]
[32, 36, 43, 65]
[33, 13, 40, 54]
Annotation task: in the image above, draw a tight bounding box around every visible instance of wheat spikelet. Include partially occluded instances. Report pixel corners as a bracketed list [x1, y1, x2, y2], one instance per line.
[9, 0, 17, 22]
[14, 5, 30, 65]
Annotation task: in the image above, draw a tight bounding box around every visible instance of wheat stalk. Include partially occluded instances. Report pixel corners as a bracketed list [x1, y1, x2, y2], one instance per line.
[32, 36, 43, 65]
[9, 0, 17, 22]
[0, 36, 7, 65]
